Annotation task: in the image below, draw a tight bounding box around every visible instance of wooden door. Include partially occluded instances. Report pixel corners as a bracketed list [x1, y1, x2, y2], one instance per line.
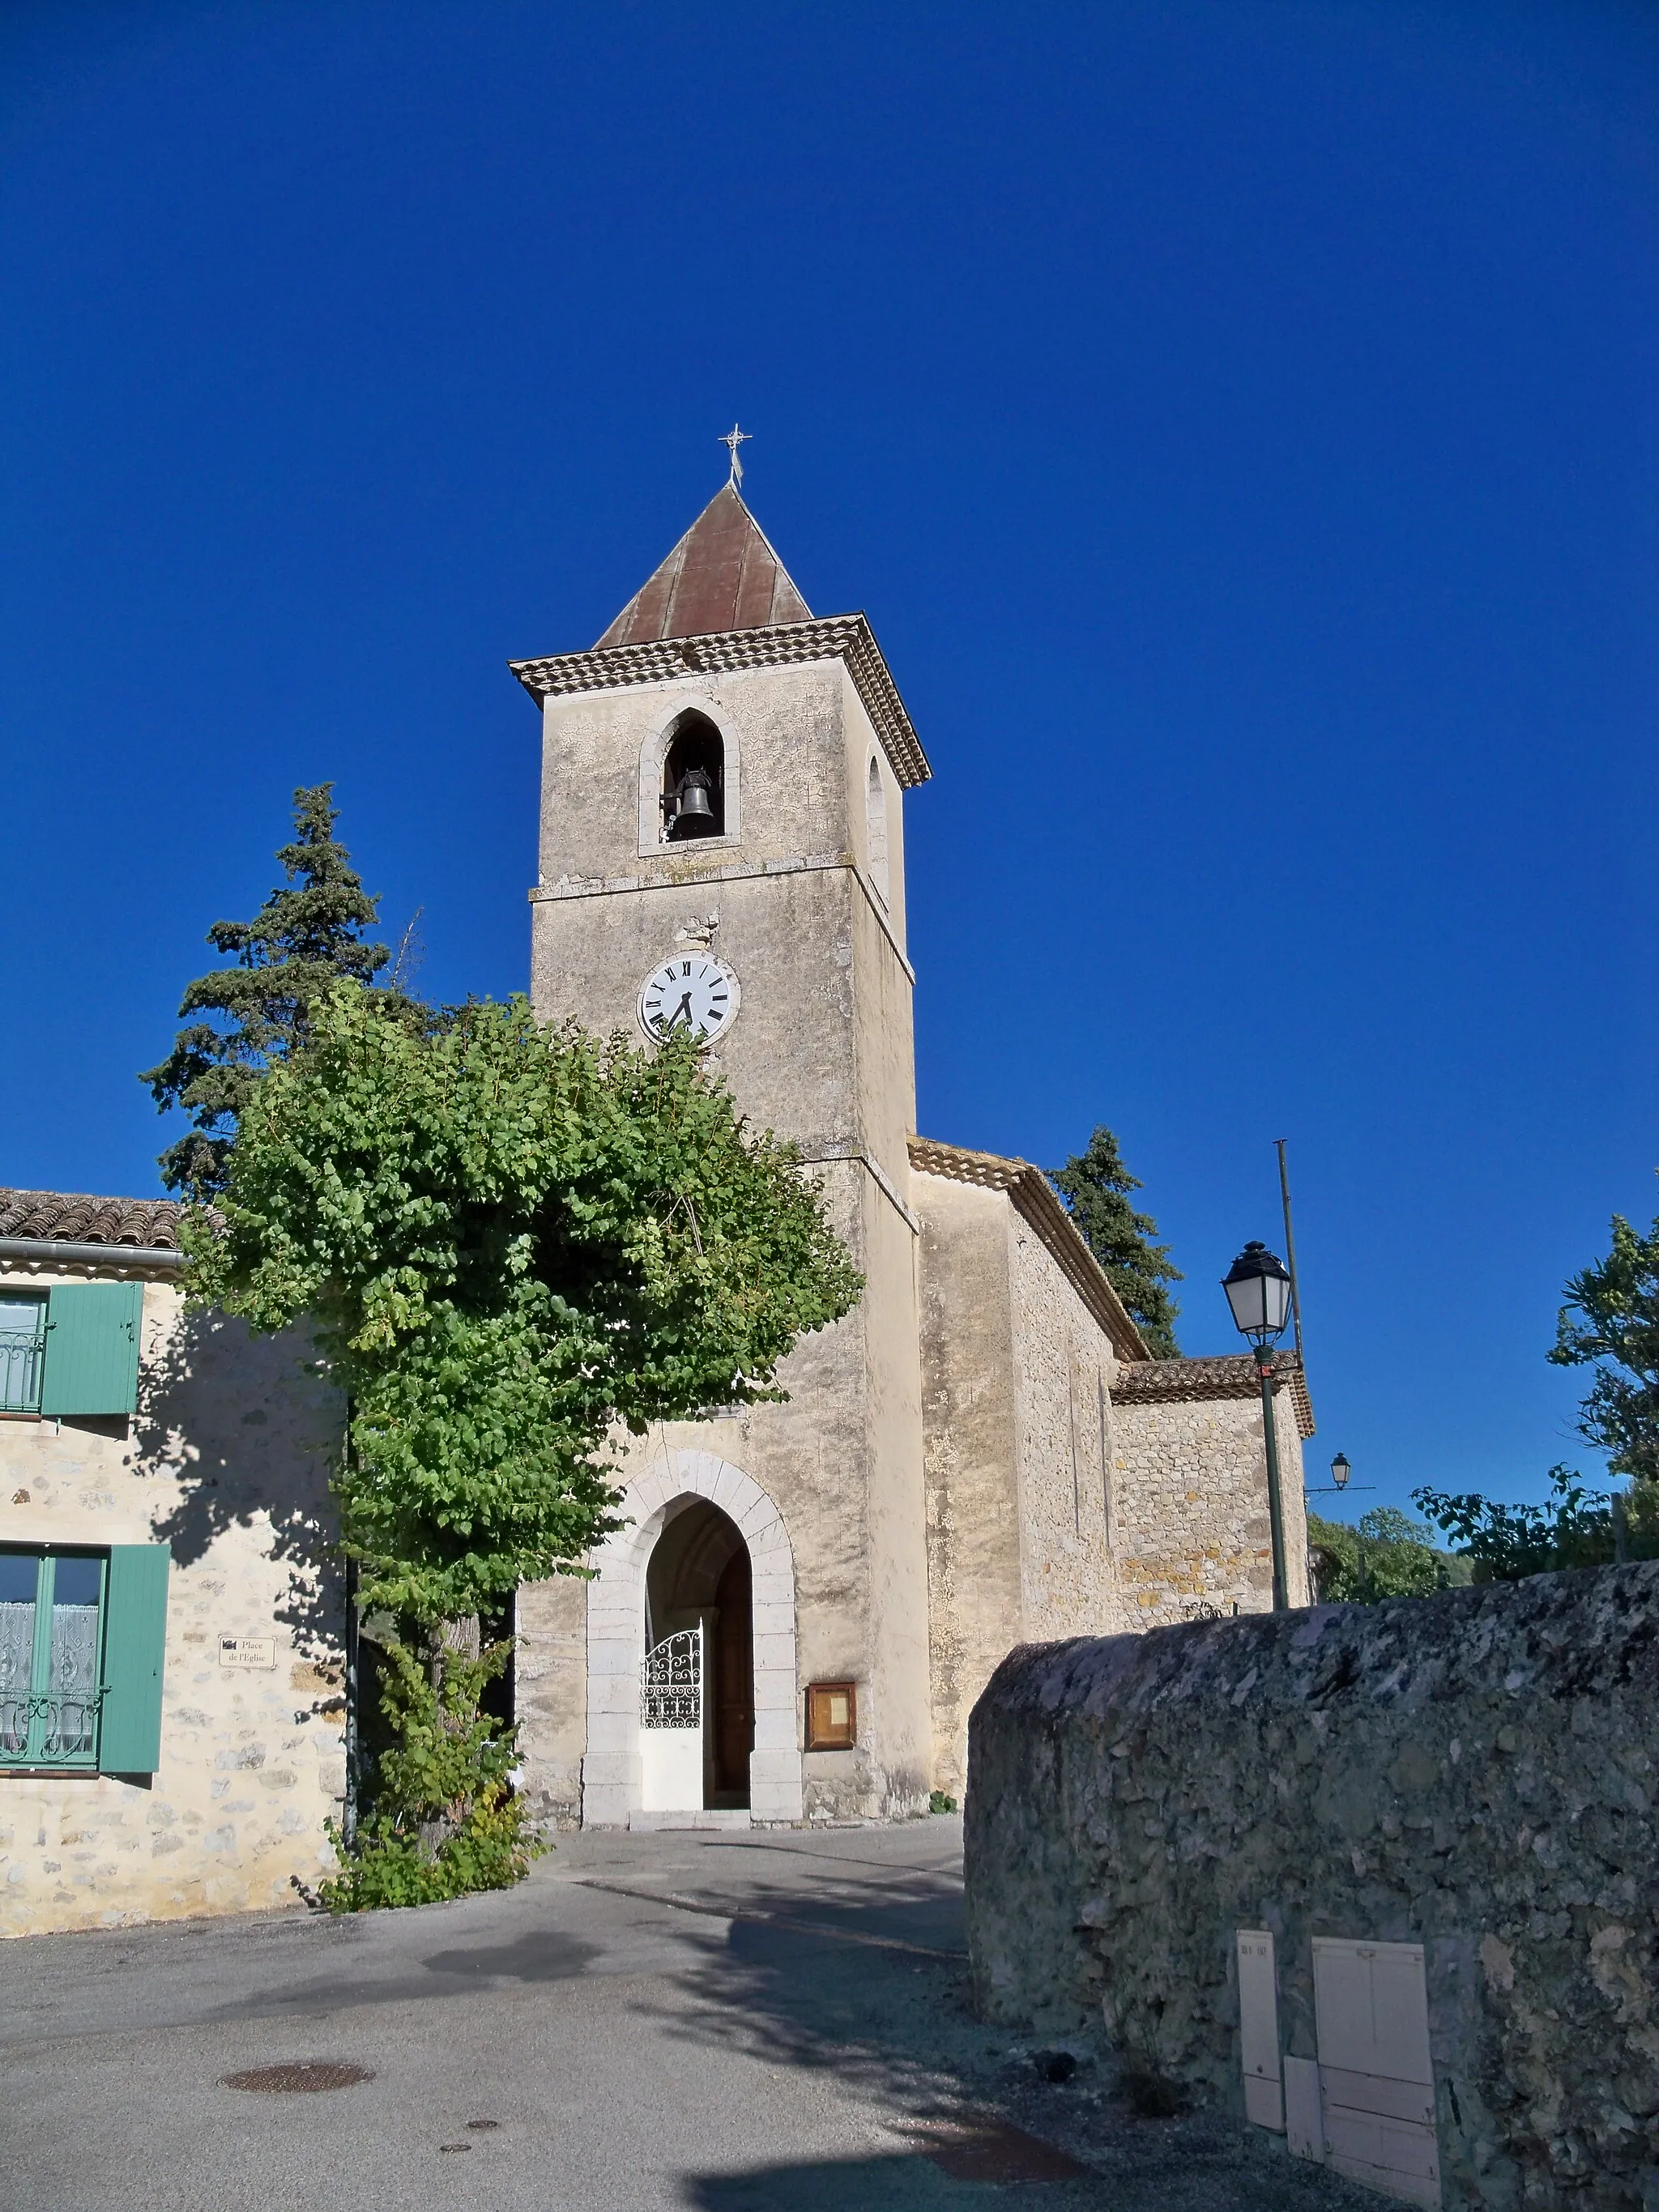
[712, 1547, 753, 1800]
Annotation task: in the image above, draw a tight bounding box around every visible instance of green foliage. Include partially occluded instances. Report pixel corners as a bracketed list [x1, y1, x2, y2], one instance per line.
[317, 1631, 540, 1912]
[1549, 1196, 1659, 1487]
[1413, 1465, 1659, 1584]
[1403, 1205, 1659, 1587]
[928, 1790, 957, 1814]
[1048, 1125, 1183, 1357]
[188, 982, 863, 1626]
[142, 784, 412, 1199]
[1307, 1508, 1469, 1603]
[187, 980, 861, 1909]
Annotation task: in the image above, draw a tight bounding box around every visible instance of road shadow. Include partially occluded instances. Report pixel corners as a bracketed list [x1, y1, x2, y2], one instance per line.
[632, 1855, 1380, 2212]
[682, 2148, 1100, 2210]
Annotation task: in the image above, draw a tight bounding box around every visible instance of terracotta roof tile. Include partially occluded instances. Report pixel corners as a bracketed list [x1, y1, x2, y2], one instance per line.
[1114, 1352, 1316, 1440]
[510, 612, 931, 790]
[595, 485, 812, 648]
[908, 1136, 1149, 1362]
[0, 1187, 186, 1251]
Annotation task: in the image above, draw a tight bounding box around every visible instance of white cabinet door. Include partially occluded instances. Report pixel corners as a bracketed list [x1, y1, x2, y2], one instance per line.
[1236, 1929, 1283, 2131]
[1313, 1939, 1440, 2208]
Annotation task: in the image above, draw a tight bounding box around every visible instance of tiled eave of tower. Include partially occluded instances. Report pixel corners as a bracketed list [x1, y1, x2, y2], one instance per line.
[908, 1137, 1149, 1363]
[508, 615, 932, 791]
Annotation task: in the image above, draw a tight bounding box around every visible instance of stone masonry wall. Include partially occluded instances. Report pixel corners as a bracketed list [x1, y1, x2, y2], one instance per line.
[965, 1563, 1659, 2209]
[1006, 1213, 1120, 1639]
[0, 1273, 345, 1935]
[1111, 1387, 1311, 1621]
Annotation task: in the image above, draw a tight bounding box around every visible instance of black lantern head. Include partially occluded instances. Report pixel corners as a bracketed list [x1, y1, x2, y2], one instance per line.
[1222, 1240, 1294, 1347]
[1330, 1452, 1351, 1490]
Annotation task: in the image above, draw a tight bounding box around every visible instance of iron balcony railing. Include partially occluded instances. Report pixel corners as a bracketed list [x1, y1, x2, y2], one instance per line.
[0, 1686, 105, 1766]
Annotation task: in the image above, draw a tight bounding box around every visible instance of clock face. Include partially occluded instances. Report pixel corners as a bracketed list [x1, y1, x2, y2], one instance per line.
[638, 953, 740, 1045]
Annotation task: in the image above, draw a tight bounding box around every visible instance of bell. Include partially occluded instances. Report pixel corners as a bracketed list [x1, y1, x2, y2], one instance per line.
[673, 768, 717, 831]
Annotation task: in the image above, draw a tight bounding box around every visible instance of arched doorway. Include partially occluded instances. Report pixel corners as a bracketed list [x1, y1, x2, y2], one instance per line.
[644, 1498, 753, 1809]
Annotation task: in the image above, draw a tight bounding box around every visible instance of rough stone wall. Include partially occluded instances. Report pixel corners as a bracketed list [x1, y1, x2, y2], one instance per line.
[1007, 1214, 1120, 1642]
[0, 1273, 345, 1936]
[915, 1174, 1128, 1800]
[965, 1564, 1659, 2210]
[1111, 1388, 1310, 1619]
[916, 1174, 1023, 1801]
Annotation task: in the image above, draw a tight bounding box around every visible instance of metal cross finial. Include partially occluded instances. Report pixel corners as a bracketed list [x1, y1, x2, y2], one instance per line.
[719, 423, 751, 488]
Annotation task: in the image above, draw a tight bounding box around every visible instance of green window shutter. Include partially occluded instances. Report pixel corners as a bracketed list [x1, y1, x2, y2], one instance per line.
[99, 1544, 171, 1773]
[41, 1281, 143, 1417]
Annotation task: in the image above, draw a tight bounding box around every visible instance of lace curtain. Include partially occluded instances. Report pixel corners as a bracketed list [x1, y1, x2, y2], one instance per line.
[0, 1598, 35, 1756]
[46, 1602, 100, 1754]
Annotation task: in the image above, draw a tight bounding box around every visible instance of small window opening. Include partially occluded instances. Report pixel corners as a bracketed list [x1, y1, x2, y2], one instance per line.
[865, 757, 890, 903]
[662, 714, 725, 842]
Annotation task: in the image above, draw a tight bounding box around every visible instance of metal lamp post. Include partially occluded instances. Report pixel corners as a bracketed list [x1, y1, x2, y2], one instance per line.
[1222, 1240, 1295, 1611]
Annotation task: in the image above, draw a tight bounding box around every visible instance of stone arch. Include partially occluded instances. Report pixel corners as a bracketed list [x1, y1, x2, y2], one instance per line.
[637, 701, 744, 855]
[582, 1449, 800, 1825]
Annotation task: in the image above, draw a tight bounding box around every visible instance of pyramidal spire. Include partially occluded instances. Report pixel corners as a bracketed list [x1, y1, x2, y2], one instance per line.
[595, 483, 812, 649]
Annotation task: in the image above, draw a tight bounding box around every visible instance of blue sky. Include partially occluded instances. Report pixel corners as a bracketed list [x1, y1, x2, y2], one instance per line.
[3, 2, 1656, 1519]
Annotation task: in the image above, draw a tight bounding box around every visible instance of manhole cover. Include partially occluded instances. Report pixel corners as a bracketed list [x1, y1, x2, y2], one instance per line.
[220, 2061, 373, 2095]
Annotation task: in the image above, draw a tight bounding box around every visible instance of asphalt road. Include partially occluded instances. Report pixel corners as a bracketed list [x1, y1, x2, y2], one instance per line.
[4, 1817, 1378, 2211]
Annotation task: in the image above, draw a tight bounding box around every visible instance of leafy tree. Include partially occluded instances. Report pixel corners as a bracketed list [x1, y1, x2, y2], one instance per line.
[1307, 1507, 1469, 1603]
[142, 784, 407, 1199]
[1049, 1126, 1183, 1357]
[1409, 1204, 1659, 1584]
[1413, 1465, 1659, 1584]
[1549, 1197, 1659, 1487]
[187, 982, 862, 1901]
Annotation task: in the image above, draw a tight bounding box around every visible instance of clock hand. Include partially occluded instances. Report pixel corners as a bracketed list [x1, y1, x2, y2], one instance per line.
[667, 991, 694, 1029]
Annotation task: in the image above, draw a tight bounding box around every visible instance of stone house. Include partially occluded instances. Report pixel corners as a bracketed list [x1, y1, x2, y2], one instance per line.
[0, 1191, 345, 1936]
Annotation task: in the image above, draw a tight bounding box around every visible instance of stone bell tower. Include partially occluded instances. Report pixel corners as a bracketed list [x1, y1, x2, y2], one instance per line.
[509, 479, 935, 1826]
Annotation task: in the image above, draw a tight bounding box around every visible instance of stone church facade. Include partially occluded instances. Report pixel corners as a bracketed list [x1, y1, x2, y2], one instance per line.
[0, 484, 1314, 1936]
[510, 482, 1312, 1831]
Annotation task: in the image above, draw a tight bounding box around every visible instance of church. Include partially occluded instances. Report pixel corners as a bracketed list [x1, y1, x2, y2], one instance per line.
[0, 470, 1313, 1937]
[508, 471, 1313, 1831]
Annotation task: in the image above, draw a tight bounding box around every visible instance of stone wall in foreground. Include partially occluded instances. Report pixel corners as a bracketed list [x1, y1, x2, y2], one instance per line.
[965, 1565, 1659, 2210]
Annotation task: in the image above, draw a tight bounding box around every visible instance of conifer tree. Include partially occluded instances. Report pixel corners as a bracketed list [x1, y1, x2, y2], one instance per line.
[142, 784, 404, 1199]
[1048, 1125, 1183, 1357]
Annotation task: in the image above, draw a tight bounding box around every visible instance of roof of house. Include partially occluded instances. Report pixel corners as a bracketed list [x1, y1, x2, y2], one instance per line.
[595, 484, 813, 648]
[0, 1187, 186, 1252]
[1112, 1352, 1317, 1441]
[907, 1136, 1150, 1362]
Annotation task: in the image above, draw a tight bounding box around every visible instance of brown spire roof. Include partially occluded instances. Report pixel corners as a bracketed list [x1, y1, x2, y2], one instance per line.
[595, 484, 812, 649]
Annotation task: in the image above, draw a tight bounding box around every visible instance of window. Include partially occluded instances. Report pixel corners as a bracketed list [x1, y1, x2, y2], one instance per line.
[661, 713, 726, 842]
[1, 1551, 106, 1767]
[0, 1544, 170, 1774]
[0, 1282, 143, 1420]
[0, 1295, 47, 1414]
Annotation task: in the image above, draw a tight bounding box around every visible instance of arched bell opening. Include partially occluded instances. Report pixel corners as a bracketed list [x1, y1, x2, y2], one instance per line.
[643, 1497, 753, 1809]
[661, 712, 725, 842]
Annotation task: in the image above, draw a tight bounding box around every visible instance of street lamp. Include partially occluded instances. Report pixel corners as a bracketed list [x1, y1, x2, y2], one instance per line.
[1222, 1241, 1294, 1611]
[1329, 1452, 1350, 1490]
